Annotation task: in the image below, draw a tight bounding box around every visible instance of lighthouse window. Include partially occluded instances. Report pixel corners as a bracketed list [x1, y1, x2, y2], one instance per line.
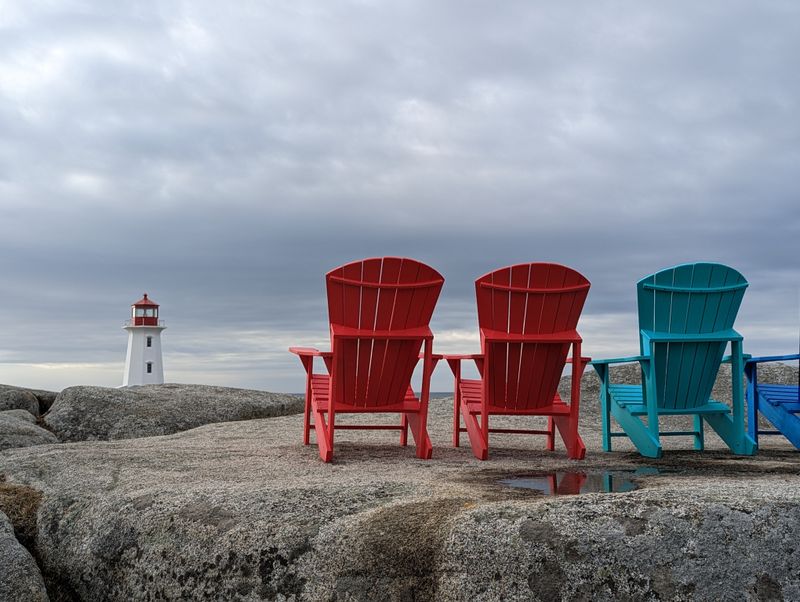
[144, 308, 155, 317]
[146, 362, 153, 374]
[135, 308, 145, 317]
[146, 336, 152, 347]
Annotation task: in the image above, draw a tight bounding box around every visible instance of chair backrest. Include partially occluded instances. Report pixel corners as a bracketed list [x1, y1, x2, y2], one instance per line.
[326, 257, 444, 408]
[475, 263, 590, 410]
[636, 262, 748, 410]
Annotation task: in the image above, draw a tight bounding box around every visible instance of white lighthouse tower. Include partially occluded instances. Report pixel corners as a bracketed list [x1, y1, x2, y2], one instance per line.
[123, 293, 166, 386]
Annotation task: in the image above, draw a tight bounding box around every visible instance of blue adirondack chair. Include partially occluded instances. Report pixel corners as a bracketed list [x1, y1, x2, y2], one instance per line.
[745, 354, 800, 448]
[592, 263, 757, 458]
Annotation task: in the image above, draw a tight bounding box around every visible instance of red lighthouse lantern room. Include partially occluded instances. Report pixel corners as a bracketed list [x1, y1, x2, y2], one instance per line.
[131, 293, 160, 326]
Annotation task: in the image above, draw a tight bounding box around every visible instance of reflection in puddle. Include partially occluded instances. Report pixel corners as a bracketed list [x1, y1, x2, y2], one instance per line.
[498, 467, 660, 495]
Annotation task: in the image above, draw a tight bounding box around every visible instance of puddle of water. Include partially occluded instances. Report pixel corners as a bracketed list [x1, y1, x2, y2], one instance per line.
[498, 467, 660, 495]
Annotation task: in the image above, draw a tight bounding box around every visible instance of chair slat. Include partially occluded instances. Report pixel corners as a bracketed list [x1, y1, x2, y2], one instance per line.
[455, 262, 590, 460]
[636, 263, 746, 411]
[477, 263, 589, 411]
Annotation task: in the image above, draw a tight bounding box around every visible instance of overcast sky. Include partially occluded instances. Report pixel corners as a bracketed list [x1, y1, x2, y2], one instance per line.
[0, 1, 797, 393]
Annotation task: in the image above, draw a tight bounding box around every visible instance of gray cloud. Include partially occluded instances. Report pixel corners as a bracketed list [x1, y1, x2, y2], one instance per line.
[0, 1, 798, 391]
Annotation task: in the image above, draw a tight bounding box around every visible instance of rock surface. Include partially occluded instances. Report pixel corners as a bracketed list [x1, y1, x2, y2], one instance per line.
[43, 384, 303, 442]
[0, 385, 59, 416]
[0, 413, 59, 452]
[0, 509, 49, 602]
[0, 363, 798, 601]
[0, 387, 41, 416]
[1, 409, 37, 424]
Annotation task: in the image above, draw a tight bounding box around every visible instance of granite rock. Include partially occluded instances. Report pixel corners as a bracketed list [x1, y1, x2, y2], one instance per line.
[0, 410, 37, 424]
[0, 388, 40, 416]
[43, 384, 303, 442]
[1, 369, 798, 601]
[0, 414, 59, 452]
[0, 385, 59, 416]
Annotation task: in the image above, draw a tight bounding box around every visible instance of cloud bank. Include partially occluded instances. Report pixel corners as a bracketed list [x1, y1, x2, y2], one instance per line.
[0, 1, 797, 391]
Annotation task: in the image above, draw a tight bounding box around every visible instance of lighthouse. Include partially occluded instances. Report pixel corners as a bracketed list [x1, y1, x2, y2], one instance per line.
[123, 293, 166, 386]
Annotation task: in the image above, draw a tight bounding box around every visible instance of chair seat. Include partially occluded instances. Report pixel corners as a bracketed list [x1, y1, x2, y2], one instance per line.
[760, 384, 800, 411]
[460, 378, 572, 416]
[310, 374, 422, 413]
[609, 384, 731, 416]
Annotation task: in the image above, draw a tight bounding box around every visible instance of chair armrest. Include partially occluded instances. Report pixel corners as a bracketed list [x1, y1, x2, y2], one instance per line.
[442, 353, 484, 376]
[591, 355, 651, 390]
[744, 353, 800, 365]
[420, 353, 444, 360]
[288, 347, 332, 358]
[330, 324, 433, 340]
[289, 347, 332, 376]
[442, 353, 483, 361]
[481, 328, 581, 343]
[590, 355, 649, 366]
[641, 328, 742, 343]
[721, 353, 752, 364]
[566, 356, 592, 364]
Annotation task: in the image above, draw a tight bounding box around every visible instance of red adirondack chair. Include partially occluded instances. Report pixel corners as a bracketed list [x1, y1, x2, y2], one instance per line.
[289, 257, 444, 462]
[445, 263, 591, 460]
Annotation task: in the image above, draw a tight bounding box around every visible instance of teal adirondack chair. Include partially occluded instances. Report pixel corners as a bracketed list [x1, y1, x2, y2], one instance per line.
[592, 263, 757, 458]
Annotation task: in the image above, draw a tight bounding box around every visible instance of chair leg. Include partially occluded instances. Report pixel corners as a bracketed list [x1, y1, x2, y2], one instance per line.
[601, 395, 612, 452]
[461, 402, 488, 460]
[610, 403, 662, 458]
[703, 412, 757, 456]
[400, 414, 409, 446]
[553, 414, 586, 460]
[693, 415, 705, 450]
[546, 416, 555, 451]
[303, 397, 312, 445]
[745, 363, 759, 446]
[596, 365, 612, 452]
[453, 395, 460, 447]
[406, 413, 433, 459]
[313, 408, 333, 462]
[717, 340, 756, 455]
[302, 372, 312, 445]
[449, 360, 462, 447]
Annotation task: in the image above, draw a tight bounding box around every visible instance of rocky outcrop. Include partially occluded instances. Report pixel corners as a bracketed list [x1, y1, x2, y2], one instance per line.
[2, 382, 799, 601]
[43, 384, 303, 442]
[0, 413, 59, 452]
[0, 388, 40, 416]
[0, 509, 49, 602]
[0, 385, 59, 416]
[0, 410, 37, 424]
[434, 493, 800, 601]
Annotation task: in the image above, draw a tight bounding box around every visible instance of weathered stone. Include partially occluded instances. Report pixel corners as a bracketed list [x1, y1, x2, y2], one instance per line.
[0, 414, 59, 452]
[0, 388, 40, 416]
[0, 385, 59, 415]
[0, 509, 49, 602]
[0, 367, 797, 601]
[434, 494, 800, 601]
[43, 383, 303, 442]
[0, 409, 37, 424]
